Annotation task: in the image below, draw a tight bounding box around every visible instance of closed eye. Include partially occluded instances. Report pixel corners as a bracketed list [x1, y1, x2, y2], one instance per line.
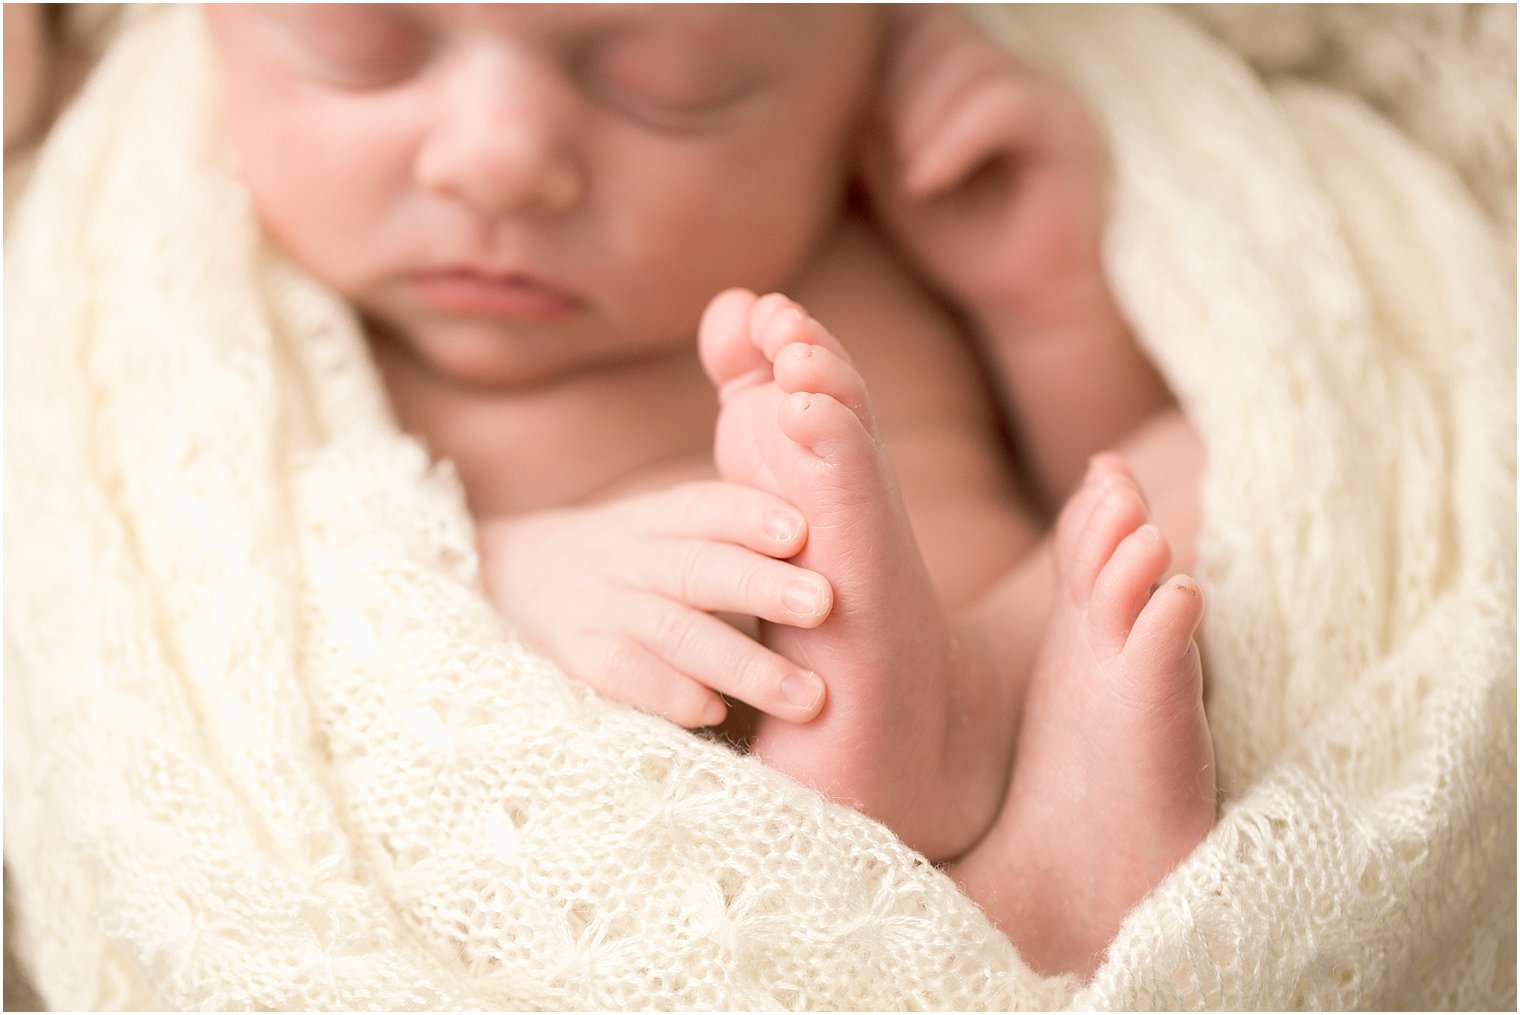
[582, 28, 762, 131]
[284, 5, 435, 89]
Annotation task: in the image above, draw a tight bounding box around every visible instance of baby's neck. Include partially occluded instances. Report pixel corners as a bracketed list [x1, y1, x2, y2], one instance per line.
[370, 332, 719, 520]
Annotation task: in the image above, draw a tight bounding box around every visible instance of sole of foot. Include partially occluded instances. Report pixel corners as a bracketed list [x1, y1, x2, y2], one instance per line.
[699, 288, 1015, 860]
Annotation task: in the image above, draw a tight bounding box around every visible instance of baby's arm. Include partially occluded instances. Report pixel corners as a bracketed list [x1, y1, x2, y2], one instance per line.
[476, 482, 831, 728]
[863, 6, 1173, 508]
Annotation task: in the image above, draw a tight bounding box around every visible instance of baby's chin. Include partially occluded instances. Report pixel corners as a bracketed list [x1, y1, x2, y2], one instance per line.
[361, 305, 700, 394]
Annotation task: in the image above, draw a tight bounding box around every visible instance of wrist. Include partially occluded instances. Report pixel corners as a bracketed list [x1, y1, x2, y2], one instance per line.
[969, 266, 1126, 347]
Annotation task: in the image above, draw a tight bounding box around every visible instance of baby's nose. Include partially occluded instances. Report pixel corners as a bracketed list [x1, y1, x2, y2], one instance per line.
[415, 52, 584, 219]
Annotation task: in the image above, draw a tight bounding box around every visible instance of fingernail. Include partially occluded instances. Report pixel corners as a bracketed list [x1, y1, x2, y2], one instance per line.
[781, 672, 824, 712]
[765, 512, 801, 543]
[1141, 523, 1163, 542]
[783, 581, 826, 617]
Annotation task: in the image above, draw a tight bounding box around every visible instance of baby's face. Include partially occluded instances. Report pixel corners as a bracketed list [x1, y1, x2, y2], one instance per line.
[207, 4, 880, 389]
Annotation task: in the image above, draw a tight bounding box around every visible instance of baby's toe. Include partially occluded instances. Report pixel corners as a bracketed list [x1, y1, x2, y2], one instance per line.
[774, 342, 874, 431]
[749, 293, 804, 355]
[1126, 575, 1205, 669]
[1088, 522, 1171, 650]
[754, 297, 855, 364]
[698, 288, 766, 392]
[777, 391, 878, 475]
[1055, 457, 1140, 575]
[1066, 480, 1149, 606]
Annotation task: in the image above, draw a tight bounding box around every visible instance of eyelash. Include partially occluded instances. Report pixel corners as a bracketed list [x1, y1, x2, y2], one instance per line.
[588, 80, 754, 134]
[304, 44, 432, 90]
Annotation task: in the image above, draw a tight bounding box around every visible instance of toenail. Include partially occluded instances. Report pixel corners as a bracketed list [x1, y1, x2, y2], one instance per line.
[1140, 523, 1163, 542]
[783, 581, 827, 617]
[765, 512, 802, 543]
[784, 343, 812, 361]
[781, 671, 824, 711]
[789, 392, 813, 412]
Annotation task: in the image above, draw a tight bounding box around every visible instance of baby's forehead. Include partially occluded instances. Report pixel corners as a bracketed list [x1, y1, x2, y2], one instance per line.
[426, 3, 829, 49]
[514, 4, 886, 70]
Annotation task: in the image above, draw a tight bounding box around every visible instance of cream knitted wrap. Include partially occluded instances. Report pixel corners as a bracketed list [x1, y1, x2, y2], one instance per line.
[5, 5, 1514, 1009]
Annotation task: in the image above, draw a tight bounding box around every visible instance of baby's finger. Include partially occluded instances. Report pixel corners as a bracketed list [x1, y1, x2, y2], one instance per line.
[575, 633, 729, 729]
[627, 597, 827, 724]
[884, 10, 1027, 156]
[630, 481, 809, 559]
[609, 539, 833, 630]
[904, 78, 1040, 198]
[879, 5, 979, 124]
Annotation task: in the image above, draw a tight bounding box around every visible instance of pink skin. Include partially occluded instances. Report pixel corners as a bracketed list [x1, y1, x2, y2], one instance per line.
[701, 289, 1215, 972]
[949, 454, 1214, 978]
[864, 6, 1173, 505]
[204, 5, 882, 398]
[700, 288, 1017, 861]
[478, 482, 832, 729]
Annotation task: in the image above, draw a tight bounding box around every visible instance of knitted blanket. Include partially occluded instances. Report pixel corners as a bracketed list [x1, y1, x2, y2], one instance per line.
[5, 5, 1514, 1009]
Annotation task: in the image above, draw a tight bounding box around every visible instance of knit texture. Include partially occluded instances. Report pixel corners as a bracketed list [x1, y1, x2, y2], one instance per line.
[1177, 3, 1517, 239]
[5, 5, 1514, 1009]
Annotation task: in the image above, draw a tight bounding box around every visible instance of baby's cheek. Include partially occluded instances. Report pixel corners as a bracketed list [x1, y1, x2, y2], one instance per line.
[642, 166, 840, 298]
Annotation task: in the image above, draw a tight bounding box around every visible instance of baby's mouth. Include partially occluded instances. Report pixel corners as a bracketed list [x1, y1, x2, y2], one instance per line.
[408, 268, 584, 321]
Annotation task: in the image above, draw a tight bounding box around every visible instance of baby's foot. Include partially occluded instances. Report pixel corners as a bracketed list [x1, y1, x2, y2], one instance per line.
[698, 289, 1015, 861]
[949, 456, 1215, 978]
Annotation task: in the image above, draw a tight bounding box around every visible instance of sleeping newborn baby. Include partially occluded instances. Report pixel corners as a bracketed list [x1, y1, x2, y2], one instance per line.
[207, 3, 1215, 977]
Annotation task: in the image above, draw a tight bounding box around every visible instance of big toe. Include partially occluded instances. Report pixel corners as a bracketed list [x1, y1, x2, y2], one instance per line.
[699, 287, 765, 392]
[1063, 483, 1150, 609]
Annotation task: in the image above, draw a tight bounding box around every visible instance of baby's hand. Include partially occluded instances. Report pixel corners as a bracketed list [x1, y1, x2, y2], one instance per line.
[862, 5, 1108, 324]
[476, 482, 832, 729]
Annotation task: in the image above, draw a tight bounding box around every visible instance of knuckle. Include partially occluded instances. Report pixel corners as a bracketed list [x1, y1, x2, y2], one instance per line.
[733, 557, 773, 606]
[587, 634, 706, 726]
[590, 634, 643, 686]
[669, 542, 711, 603]
[738, 649, 788, 702]
[646, 605, 698, 658]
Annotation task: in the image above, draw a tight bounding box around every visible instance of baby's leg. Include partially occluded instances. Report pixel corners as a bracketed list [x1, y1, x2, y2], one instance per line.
[699, 289, 1017, 861]
[949, 456, 1215, 978]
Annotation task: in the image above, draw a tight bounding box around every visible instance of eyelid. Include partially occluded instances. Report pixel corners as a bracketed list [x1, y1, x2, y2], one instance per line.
[578, 31, 760, 121]
[288, 6, 438, 89]
[592, 82, 761, 135]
